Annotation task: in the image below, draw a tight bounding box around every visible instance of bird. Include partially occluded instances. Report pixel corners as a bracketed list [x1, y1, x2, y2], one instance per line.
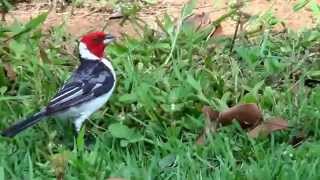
[1, 31, 116, 138]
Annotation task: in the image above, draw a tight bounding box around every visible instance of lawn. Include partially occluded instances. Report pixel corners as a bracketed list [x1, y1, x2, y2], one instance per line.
[0, 1, 320, 179]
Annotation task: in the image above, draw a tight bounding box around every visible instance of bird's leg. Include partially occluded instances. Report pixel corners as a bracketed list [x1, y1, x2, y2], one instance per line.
[74, 116, 95, 147]
[74, 115, 87, 132]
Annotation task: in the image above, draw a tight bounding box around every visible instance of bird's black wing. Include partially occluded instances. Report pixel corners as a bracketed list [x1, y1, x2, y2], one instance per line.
[46, 60, 115, 114]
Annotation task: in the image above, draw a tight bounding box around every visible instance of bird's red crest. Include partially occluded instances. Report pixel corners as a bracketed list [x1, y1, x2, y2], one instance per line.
[80, 31, 107, 58]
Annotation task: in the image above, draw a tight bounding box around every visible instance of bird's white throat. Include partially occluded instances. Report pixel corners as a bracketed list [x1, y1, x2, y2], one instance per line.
[79, 42, 100, 60]
[79, 42, 116, 80]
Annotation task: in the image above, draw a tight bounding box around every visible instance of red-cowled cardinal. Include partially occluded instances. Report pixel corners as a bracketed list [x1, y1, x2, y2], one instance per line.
[1, 31, 116, 137]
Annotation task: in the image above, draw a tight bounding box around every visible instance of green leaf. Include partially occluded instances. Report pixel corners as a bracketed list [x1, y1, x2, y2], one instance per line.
[241, 81, 264, 103]
[15, 12, 48, 37]
[262, 86, 275, 109]
[311, 88, 320, 106]
[252, 80, 265, 96]
[0, 68, 8, 86]
[181, 0, 196, 18]
[109, 123, 143, 145]
[0, 86, 7, 95]
[76, 126, 85, 152]
[241, 93, 258, 103]
[310, 0, 320, 15]
[0, 95, 31, 102]
[136, 83, 155, 109]
[24, 12, 48, 30]
[0, 166, 4, 180]
[307, 71, 320, 78]
[159, 154, 176, 169]
[109, 123, 133, 139]
[1, 0, 13, 10]
[293, 0, 311, 12]
[163, 14, 174, 35]
[28, 153, 34, 180]
[9, 40, 26, 57]
[235, 47, 260, 67]
[120, 139, 129, 147]
[264, 57, 283, 74]
[118, 93, 137, 104]
[187, 74, 201, 91]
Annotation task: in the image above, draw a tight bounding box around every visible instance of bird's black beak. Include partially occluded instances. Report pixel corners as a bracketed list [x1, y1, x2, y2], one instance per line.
[103, 34, 115, 45]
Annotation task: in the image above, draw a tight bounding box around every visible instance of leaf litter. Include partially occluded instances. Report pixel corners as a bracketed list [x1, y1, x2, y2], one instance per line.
[3, 63, 16, 81]
[196, 103, 290, 145]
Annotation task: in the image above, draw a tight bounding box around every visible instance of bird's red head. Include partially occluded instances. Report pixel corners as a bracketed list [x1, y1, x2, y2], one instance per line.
[80, 31, 115, 58]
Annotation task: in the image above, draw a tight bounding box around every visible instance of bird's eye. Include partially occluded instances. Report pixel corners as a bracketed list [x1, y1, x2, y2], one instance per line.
[93, 37, 101, 43]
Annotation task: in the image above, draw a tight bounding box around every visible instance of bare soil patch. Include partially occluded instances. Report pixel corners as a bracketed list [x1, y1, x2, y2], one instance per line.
[4, 0, 319, 37]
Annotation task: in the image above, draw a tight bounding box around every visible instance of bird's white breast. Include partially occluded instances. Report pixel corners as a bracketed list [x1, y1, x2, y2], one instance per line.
[57, 58, 116, 123]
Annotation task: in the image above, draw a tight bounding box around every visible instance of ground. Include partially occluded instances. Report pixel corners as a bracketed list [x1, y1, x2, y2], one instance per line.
[5, 0, 319, 37]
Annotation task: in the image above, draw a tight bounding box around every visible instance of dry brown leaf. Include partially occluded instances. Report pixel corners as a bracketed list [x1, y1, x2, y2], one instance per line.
[263, 118, 288, 131]
[51, 151, 69, 180]
[3, 63, 17, 81]
[202, 106, 219, 123]
[195, 133, 206, 145]
[196, 104, 289, 144]
[196, 104, 262, 144]
[195, 106, 219, 145]
[209, 25, 224, 38]
[247, 118, 288, 138]
[247, 124, 269, 138]
[184, 12, 211, 31]
[218, 103, 262, 129]
[213, 25, 224, 36]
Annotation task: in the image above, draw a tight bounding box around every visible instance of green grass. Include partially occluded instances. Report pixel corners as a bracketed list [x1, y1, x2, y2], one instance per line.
[0, 6, 320, 179]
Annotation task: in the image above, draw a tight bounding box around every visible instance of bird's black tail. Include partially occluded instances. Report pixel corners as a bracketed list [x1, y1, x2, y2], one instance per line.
[1, 111, 46, 138]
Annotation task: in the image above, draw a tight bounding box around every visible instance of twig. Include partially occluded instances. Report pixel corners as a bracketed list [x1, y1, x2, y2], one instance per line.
[206, 9, 238, 41]
[229, 13, 241, 54]
[109, 12, 124, 20]
[81, 9, 102, 18]
[87, 119, 108, 131]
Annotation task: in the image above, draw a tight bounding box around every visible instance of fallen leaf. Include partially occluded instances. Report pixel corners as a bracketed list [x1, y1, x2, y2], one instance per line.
[218, 103, 262, 129]
[263, 118, 289, 131]
[51, 151, 70, 180]
[195, 106, 219, 145]
[3, 63, 16, 81]
[202, 106, 219, 121]
[196, 104, 289, 144]
[196, 104, 262, 144]
[184, 12, 211, 31]
[247, 124, 268, 138]
[247, 118, 288, 138]
[208, 25, 224, 38]
[195, 133, 206, 145]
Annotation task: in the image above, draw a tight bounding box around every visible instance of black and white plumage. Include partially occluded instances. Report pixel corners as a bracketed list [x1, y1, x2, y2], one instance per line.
[1, 32, 116, 137]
